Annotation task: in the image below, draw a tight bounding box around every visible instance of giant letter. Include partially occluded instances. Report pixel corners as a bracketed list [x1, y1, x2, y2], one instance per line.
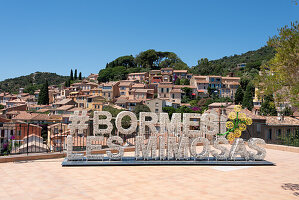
[115, 111, 137, 135]
[190, 137, 210, 159]
[139, 112, 158, 136]
[93, 111, 113, 136]
[183, 113, 201, 137]
[211, 138, 229, 160]
[86, 136, 104, 160]
[135, 136, 157, 160]
[248, 138, 266, 160]
[159, 113, 181, 136]
[106, 136, 124, 159]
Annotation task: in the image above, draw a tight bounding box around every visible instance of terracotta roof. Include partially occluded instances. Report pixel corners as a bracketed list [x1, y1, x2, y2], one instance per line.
[119, 81, 133, 87]
[193, 76, 208, 79]
[134, 89, 148, 93]
[158, 84, 173, 88]
[132, 83, 145, 88]
[222, 77, 241, 80]
[170, 89, 182, 93]
[225, 106, 266, 120]
[128, 72, 147, 75]
[31, 114, 50, 121]
[56, 105, 74, 111]
[101, 81, 119, 87]
[54, 99, 73, 105]
[173, 70, 188, 73]
[174, 85, 197, 89]
[12, 111, 38, 120]
[265, 116, 299, 126]
[115, 97, 128, 104]
[196, 80, 209, 84]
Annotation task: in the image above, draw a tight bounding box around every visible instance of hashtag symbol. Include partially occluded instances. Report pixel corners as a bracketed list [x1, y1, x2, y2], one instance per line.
[68, 110, 89, 136]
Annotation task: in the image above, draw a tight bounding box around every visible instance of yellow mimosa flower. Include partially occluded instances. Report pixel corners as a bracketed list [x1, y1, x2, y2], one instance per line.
[239, 113, 246, 121]
[239, 123, 247, 131]
[228, 112, 237, 120]
[234, 128, 242, 137]
[245, 117, 253, 125]
[234, 105, 242, 112]
[227, 132, 235, 141]
[226, 121, 234, 129]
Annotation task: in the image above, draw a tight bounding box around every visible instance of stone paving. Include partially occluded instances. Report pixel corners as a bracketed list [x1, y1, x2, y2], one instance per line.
[0, 148, 298, 200]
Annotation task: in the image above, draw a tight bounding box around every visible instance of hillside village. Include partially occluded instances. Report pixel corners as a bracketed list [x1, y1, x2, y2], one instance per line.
[0, 65, 298, 155]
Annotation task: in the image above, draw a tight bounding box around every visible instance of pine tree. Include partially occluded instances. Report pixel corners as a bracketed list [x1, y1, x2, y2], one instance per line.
[234, 86, 244, 105]
[70, 69, 73, 81]
[38, 81, 49, 105]
[79, 72, 82, 80]
[242, 83, 254, 110]
[74, 69, 77, 80]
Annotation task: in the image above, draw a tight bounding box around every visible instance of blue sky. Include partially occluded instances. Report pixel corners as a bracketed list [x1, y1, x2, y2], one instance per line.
[0, 0, 298, 81]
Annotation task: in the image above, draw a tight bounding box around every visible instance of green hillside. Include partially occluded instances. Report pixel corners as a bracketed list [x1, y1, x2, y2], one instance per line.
[0, 72, 68, 94]
[190, 46, 276, 77]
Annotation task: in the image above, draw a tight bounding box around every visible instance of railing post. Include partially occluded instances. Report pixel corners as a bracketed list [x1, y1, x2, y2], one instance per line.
[27, 123, 30, 155]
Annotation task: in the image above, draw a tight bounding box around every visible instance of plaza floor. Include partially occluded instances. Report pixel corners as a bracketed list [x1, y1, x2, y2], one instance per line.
[0, 148, 298, 200]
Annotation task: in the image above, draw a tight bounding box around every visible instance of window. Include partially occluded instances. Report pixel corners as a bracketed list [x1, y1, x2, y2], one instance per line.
[161, 88, 164, 93]
[166, 88, 169, 93]
[120, 92, 125, 95]
[211, 78, 214, 82]
[155, 102, 159, 107]
[155, 109, 159, 113]
[172, 94, 175, 99]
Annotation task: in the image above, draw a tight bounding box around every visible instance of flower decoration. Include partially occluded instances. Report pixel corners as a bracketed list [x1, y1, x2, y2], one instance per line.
[228, 112, 237, 120]
[234, 105, 242, 112]
[218, 105, 253, 142]
[245, 117, 252, 125]
[226, 121, 234, 129]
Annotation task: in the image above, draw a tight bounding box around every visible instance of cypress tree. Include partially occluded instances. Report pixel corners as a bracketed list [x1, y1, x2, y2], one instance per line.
[74, 69, 77, 80]
[70, 69, 73, 81]
[79, 72, 82, 80]
[38, 81, 49, 105]
[242, 83, 254, 110]
[234, 86, 244, 105]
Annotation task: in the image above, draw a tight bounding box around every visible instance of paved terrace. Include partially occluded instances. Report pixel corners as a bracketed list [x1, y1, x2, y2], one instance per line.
[0, 148, 298, 200]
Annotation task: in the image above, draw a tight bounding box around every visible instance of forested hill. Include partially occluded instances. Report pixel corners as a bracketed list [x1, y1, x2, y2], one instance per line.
[0, 72, 68, 94]
[190, 46, 276, 77]
[98, 47, 276, 82]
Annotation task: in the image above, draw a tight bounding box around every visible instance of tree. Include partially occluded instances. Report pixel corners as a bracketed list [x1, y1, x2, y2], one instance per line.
[242, 83, 254, 110]
[180, 78, 190, 85]
[79, 72, 82, 80]
[257, 22, 299, 109]
[74, 69, 77, 80]
[38, 81, 49, 105]
[133, 104, 151, 117]
[260, 94, 277, 116]
[174, 77, 181, 85]
[162, 107, 176, 118]
[0, 104, 4, 109]
[70, 69, 73, 81]
[234, 86, 244, 105]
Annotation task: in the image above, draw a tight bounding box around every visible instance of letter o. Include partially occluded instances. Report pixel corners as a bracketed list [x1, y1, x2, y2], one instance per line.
[115, 111, 137, 135]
